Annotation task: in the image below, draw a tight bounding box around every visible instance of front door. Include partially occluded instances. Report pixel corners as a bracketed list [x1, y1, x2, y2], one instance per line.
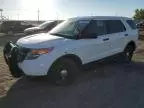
[73, 20, 111, 64]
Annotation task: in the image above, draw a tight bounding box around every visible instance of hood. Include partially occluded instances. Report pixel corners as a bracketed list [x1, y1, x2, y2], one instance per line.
[17, 33, 69, 48]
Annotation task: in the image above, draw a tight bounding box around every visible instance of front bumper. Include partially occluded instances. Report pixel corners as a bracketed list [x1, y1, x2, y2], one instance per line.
[3, 41, 24, 77]
[3, 41, 54, 77]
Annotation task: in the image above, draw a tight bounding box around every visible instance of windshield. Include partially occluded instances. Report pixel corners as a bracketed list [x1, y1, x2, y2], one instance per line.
[49, 19, 90, 39]
[39, 21, 53, 29]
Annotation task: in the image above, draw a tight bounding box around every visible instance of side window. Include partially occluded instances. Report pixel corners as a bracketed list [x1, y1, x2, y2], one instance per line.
[126, 20, 137, 29]
[82, 20, 106, 37]
[106, 20, 126, 34]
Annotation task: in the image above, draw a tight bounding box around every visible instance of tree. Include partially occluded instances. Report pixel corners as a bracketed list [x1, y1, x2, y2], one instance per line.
[133, 9, 144, 20]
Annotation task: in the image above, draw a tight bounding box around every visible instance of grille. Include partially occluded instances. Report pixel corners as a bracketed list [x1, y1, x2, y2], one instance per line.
[17, 47, 30, 62]
[4, 42, 30, 63]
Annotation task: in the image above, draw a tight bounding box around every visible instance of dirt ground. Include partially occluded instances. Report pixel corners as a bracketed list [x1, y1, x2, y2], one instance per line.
[0, 36, 22, 96]
[0, 36, 144, 108]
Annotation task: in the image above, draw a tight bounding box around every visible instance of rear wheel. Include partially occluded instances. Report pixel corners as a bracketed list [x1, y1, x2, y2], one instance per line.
[49, 58, 79, 86]
[123, 45, 134, 63]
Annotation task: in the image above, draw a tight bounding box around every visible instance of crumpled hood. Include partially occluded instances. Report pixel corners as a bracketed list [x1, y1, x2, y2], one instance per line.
[17, 33, 68, 48]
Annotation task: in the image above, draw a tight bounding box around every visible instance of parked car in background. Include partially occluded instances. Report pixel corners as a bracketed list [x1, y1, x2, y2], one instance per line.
[3, 16, 138, 85]
[0, 20, 34, 35]
[24, 20, 63, 36]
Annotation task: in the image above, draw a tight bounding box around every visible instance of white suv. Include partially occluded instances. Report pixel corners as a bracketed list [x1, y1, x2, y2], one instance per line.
[3, 16, 138, 85]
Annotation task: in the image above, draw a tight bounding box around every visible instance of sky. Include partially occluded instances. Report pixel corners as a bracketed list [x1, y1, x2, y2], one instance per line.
[0, 0, 144, 20]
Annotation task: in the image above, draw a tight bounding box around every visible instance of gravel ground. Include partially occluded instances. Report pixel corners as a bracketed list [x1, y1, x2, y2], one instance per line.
[0, 40, 144, 108]
[1, 61, 144, 108]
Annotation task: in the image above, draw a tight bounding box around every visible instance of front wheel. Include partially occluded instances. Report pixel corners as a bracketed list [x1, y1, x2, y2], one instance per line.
[49, 58, 79, 86]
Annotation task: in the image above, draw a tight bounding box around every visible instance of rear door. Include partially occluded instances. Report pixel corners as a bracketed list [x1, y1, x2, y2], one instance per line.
[105, 20, 127, 55]
[90, 20, 112, 60]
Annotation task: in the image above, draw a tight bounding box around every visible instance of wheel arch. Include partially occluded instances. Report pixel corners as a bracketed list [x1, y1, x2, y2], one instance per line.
[125, 41, 136, 51]
[48, 54, 82, 73]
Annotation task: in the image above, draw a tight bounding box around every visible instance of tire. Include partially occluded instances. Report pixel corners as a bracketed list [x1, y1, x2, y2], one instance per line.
[49, 58, 79, 86]
[123, 45, 134, 63]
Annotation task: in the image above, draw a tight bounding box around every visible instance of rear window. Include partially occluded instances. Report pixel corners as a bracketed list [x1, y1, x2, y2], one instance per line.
[126, 20, 137, 29]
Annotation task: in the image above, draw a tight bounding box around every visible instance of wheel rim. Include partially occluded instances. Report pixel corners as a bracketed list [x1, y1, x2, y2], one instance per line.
[125, 47, 133, 60]
[55, 69, 69, 84]
[60, 69, 68, 80]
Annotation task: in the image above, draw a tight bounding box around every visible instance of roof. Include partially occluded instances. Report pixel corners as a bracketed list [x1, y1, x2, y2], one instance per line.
[69, 16, 131, 21]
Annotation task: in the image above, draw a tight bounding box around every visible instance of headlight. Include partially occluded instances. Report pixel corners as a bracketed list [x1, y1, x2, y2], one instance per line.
[25, 47, 54, 60]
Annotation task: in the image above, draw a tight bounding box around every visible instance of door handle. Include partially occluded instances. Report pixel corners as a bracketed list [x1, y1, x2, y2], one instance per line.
[124, 34, 128, 36]
[103, 38, 109, 41]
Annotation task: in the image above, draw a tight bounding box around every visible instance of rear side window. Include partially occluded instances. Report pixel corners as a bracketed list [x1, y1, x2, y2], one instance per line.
[106, 20, 126, 34]
[126, 20, 137, 29]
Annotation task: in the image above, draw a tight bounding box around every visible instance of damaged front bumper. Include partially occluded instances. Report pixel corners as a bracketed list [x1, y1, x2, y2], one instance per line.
[3, 41, 29, 78]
